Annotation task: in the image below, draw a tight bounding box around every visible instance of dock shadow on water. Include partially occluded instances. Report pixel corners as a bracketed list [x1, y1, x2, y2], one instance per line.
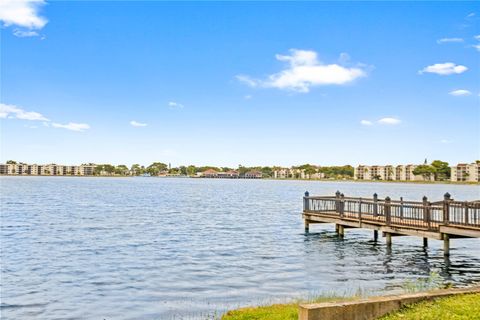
[1, 177, 479, 319]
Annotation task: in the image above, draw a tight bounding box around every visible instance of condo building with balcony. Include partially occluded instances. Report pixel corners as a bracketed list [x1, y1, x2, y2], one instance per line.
[451, 163, 480, 182]
[0, 163, 96, 176]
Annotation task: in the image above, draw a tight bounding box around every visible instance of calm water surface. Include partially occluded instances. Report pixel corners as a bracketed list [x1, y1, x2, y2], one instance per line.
[1, 177, 479, 319]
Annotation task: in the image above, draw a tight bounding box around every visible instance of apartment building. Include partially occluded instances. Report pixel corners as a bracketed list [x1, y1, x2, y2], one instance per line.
[355, 164, 433, 181]
[0, 163, 96, 176]
[451, 163, 480, 182]
[354, 165, 372, 180]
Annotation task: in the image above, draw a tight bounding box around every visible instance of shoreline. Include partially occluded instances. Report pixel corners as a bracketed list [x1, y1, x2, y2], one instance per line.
[222, 286, 480, 320]
[1, 175, 478, 185]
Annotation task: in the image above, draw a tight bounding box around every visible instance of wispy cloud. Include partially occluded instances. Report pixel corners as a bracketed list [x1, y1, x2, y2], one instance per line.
[13, 29, 39, 37]
[360, 117, 401, 126]
[419, 62, 468, 75]
[378, 117, 401, 125]
[473, 35, 480, 52]
[52, 122, 90, 132]
[168, 101, 184, 109]
[440, 139, 453, 144]
[437, 37, 464, 44]
[244, 95, 252, 100]
[449, 89, 471, 96]
[130, 120, 147, 127]
[0, 0, 47, 37]
[360, 120, 373, 126]
[0, 103, 49, 121]
[237, 49, 367, 93]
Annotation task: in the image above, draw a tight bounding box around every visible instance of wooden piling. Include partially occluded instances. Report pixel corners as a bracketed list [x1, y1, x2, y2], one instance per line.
[386, 233, 392, 247]
[444, 234, 450, 256]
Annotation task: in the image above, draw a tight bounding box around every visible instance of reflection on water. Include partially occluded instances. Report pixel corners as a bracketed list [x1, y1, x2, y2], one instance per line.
[1, 177, 479, 319]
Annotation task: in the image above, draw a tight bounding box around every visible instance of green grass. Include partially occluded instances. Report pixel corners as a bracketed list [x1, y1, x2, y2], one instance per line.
[221, 291, 480, 320]
[221, 295, 360, 320]
[380, 293, 480, 320]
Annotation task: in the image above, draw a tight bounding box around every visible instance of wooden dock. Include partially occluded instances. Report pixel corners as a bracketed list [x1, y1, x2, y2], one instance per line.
[302, 191, 480, 255]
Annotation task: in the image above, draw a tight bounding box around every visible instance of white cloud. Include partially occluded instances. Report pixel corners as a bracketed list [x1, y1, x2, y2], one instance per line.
[473, 44, 480, 52]
[440, 139, 452, 144]
[378, 117, 401, 125]
[0, 103, 49, 121]
[0, 0, 47, 36]
[449, 89, 471, 96]
[466, 13, 475, 18]
[475, 35, 480, 41]
[419, 62, 468, 75]
[130, 120, 147, 127]
[236, 75, 258, 87]
[236, 49, 367, 93]
[360, 120, 373, 126]
[437, 38, 464, 44]
[13, 29, 39, 37]
[244, 95, 252, 100]
[52, 122, 90, 132]
[168, 101, 184, 109]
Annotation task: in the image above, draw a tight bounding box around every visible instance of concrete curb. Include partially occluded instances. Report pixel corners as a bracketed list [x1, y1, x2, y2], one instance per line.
[298, 287, 480, 320]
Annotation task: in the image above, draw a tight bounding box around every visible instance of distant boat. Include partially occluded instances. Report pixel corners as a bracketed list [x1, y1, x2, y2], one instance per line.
[140, 173, 151, 177]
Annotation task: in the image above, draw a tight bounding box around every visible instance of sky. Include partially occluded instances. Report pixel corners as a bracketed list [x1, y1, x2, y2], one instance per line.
[0, 1, 479, 167]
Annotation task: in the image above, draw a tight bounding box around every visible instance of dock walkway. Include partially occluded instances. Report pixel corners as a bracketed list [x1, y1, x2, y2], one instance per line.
[302, 191, 480, 255]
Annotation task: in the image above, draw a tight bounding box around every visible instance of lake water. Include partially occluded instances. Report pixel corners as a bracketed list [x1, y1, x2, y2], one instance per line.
[1, 177, 479, 319]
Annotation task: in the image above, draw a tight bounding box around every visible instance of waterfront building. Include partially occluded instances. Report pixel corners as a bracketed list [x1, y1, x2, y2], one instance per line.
[451, 163, 480, 182]
[356, 164, 432, 181]
[354, 165, 372, 180]
[0, 163, 97, 176]
[202, 169, 218, 178]
[244, 170, 262, 179]
[273, 168, 290, 179]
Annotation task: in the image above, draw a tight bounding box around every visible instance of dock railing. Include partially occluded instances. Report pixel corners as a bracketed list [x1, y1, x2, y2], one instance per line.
[303, 191, 480, 232]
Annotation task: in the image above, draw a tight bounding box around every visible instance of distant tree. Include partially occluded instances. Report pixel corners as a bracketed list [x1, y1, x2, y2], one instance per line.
[146, 162, 168, 176]
[261, 166, 273, 178]
[178, 166, 187, 175]
[115, 165, 129, 175]
[237, 165, 249, 175]
[413, 165, 436, 180]
[6, 160, 16, 164]
[318, 165, 354, 178]
[430, 160, 450, 181]
[386, 167, 394, 180]
[186, 165, 197, 176]
[130, 164, 144, 175]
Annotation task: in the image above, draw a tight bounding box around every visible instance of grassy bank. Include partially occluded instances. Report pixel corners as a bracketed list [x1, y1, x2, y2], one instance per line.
[221, 295, 360, 320]
[380, 293, 480, 320]
[222, 293, 480, 320]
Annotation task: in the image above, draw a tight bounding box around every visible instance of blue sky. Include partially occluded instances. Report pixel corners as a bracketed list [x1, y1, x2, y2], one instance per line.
[1, 1, 479, 167]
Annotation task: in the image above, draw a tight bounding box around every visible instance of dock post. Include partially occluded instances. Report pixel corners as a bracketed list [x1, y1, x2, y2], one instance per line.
[385, 196, 391, 225]
[443, 193, 451, 226]
[338, 225, 344, 238]
[374, 230, 378, 241]
[444, 234, 450, 256]
[305, 220, 310, 233]
[373, 193, 378, 218]
[423, 238, 428, 247]
[386, 233, 392, 247]
[335, 224, 340, 233]
[304, 191, 310, 212]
